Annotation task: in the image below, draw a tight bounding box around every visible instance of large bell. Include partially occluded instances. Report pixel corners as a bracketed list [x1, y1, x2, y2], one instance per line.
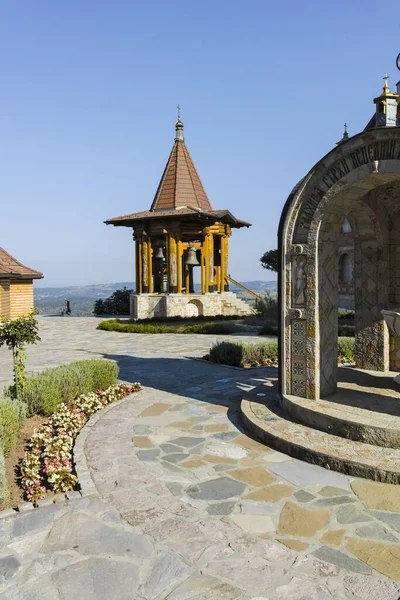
[154, 246, 165, 260]
[185, 247, 200, 266]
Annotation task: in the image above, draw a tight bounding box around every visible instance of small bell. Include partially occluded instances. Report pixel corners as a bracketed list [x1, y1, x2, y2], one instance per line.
[185, 247, 200, 266]
[154, 246, 165, 260]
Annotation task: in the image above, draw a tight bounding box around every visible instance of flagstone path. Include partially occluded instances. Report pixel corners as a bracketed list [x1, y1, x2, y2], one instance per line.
[1, 318, 400, 599]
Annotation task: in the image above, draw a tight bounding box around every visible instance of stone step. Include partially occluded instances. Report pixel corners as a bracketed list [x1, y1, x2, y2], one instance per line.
[223, 299, 257, 316]
[281, 388, 400, 449]
[241, 382, 400, 484]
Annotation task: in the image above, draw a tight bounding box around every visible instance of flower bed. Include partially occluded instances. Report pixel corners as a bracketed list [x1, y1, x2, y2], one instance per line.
[20, 382, 141, 502]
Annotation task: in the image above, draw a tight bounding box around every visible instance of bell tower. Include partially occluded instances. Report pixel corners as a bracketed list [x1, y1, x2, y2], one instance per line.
[374, 74, 399, 127]
[105, 111, 252, 319]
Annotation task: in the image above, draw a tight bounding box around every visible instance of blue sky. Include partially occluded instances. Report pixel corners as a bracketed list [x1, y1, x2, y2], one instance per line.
[1, 1, 399, 287]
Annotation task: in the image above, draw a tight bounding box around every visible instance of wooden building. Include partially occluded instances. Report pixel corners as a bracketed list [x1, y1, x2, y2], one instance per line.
[105, 116, 253, 319]
[0, 248, 43, 318]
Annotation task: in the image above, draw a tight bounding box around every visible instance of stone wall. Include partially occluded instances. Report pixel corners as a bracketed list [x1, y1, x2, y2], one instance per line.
[130, 292, 253, 319]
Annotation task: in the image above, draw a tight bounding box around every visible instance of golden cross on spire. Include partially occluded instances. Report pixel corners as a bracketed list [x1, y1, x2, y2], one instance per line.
[177, 104, 181, 120]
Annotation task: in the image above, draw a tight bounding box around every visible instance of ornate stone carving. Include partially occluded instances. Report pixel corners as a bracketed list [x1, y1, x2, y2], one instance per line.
[289, 308, 303, 319]
[292, 255, 307, 306]
[291, 244, 305, 255]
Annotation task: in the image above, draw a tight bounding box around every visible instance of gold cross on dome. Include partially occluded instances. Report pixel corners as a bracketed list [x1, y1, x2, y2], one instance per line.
[177, 104, 181, 120]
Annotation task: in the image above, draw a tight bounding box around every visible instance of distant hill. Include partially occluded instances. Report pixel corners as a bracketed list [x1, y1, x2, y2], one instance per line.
[34, 280, 277, 316]
[34, 280, 276, 299]
[34, 282, 135, 299]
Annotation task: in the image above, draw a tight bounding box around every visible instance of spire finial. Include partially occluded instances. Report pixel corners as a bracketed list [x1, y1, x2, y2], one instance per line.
[175, 105, 184, 141]
[336, 122, 349, 145]
[383, 73, 390, 91]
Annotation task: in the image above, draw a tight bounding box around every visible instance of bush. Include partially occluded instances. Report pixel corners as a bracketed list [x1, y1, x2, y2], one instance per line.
[210, 338, 353, 368]
[93, 287, 132, 316]
[209, 340, 279, 367]
[338, 337, 355, 364]
[338, 310, 355, 319]
[338, 324, 355, 337]
[22, 359, 119, 417]
[255, 293, 278, 320]
[258, 321, 279, 336]
[97, 320, 239, 335]
[0, 394, 26, 455]
[183, 322, 238, 334]
[0, 450, 7, 505]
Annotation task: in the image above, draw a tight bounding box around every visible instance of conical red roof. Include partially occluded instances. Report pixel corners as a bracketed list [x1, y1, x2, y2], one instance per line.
[150, 138, 212, 212]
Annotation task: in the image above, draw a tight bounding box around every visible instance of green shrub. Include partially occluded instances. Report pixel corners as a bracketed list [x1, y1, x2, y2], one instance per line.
[338, 310, 355, 319]
[97, 320, 239, 335]
[255, 293, 278, 320]
[258, 321, 278, 336]
[209, 340, 278, 367]
[0, 450, 8, 506]
[0, 394, 26, 455]
[183, 322, 238, 334]
[22, 359, 119, 417]
[93, 287, 132, 316]
[338, 337, 355, 364]
[209, 341, 245, 366]
[338, 324, 355, 337]
[210, 338, 353, 367]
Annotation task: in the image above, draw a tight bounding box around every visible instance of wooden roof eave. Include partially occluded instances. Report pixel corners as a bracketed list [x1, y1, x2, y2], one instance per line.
[104, 210, 251, 229]
[0, 273, 43, 280]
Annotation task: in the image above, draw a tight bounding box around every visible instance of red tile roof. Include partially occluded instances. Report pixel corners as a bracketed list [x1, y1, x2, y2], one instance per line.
[0, 248, 43, 279]
[150, 139, 212, 211]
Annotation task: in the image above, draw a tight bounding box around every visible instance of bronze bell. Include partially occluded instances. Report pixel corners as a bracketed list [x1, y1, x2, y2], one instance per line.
[185, 247, 200, 266]
[154, 246, 165, 260]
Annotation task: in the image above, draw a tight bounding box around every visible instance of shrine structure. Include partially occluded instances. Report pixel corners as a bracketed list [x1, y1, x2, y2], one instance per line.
[241, 72, 400, 484]
[106, 114, 253, 319]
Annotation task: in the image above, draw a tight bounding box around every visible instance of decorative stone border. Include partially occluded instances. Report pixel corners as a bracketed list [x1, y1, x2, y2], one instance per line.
[0, 392, 139, 520]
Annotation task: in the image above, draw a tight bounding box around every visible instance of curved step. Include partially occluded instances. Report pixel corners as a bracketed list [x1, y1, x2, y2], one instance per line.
[241, 383, 400, 484]
[281, 391, 400, 449]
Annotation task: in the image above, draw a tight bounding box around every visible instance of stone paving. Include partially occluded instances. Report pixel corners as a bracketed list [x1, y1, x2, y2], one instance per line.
[1, 318, 400, 599]
[0, 317, 264, 389]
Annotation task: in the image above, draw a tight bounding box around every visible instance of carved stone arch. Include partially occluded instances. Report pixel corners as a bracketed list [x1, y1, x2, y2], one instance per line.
[279, 127, 400, 400]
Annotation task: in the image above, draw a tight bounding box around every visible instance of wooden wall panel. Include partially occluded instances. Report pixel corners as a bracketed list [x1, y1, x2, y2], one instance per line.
[9, 280, 34, 318]
[0, 279, 11, 318]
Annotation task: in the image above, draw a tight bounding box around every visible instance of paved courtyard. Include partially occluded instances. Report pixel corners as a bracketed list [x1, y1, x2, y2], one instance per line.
[1, 318, 400, 599]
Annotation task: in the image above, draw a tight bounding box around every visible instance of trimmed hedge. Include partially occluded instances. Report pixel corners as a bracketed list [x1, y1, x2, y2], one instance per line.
[22, 359, 119, 417]
[209, 337, 355, 368]
[0, 450, 7, 505]
[209, 340, 279, 367]
[0, 396, 26, 455]
[0, 393, 26, 506]
[97, 319, 238, 335]
[0, 395, 26, 455]
[338, 324, 355, 337]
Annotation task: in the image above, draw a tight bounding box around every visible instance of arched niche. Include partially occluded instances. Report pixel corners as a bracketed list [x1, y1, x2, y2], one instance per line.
[278, 128, 400, 400]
